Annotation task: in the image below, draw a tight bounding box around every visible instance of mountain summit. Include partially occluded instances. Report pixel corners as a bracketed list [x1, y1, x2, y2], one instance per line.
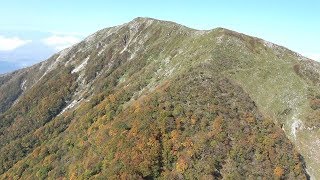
[0, 17, 319, 179]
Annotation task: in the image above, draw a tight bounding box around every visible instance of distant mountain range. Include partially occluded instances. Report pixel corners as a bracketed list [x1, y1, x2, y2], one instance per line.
[0, 18, 319, 179]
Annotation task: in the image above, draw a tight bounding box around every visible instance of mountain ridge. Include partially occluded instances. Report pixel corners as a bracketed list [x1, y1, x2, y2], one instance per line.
[0, 17, 313, 77]
[0, 17, 319, 179]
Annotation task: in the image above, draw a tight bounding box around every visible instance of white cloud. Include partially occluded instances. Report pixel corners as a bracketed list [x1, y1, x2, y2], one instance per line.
[0, 35, 31, 51]
[42, 35, 81, 51]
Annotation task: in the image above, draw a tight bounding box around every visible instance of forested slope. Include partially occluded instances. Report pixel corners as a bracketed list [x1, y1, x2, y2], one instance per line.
[0, 17, 318, 179]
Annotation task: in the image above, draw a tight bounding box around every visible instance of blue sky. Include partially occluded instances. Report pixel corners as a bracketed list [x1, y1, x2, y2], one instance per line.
[0, 0, 319, 73]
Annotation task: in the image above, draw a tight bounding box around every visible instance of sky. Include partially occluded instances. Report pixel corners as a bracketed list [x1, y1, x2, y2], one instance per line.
[0, 0, 319, 73]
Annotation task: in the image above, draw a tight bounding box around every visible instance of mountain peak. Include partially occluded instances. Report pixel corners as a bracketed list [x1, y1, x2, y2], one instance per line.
[129, 17, 156, 25]
[131, 16, 156, 22]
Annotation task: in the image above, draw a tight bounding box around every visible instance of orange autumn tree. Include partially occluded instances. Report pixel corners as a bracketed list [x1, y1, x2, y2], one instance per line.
[176, 156, 188, 173]
[274, 166, 284, 178]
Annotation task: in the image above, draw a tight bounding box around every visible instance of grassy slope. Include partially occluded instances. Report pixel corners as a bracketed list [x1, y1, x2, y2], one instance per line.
[209, 29, 320, 178]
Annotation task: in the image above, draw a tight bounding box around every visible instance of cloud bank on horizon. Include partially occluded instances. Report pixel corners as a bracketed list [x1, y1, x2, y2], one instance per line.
[0, 35, 32, 51]
[0, 31, 84, 74]
[0, 32, 82, 52]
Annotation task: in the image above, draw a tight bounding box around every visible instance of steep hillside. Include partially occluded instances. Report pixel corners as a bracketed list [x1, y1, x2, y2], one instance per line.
[0, 17, 318, 179]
